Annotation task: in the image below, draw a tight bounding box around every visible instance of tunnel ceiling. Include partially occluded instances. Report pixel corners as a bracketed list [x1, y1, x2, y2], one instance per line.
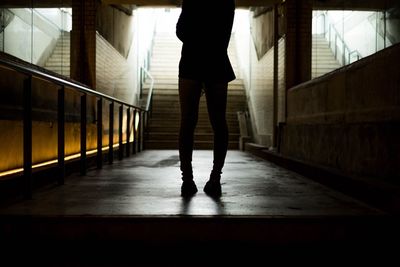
[0, 0, 396, 10]
[102, 0, 281, 8]
[101, 0, 397, 10]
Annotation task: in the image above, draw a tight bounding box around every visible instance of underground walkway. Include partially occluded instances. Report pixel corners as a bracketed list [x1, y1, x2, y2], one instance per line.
[0, 150, 382, 216]
[1, 150, 397, 266]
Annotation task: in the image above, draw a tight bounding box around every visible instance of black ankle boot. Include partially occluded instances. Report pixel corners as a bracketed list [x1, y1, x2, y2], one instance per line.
[181, 179, 198, 197]
[203, 179, 222, 197]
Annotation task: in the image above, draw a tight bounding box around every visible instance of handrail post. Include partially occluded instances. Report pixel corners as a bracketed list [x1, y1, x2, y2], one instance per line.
[57, 86, 65, 185]
[142, 111, 146, 151]
[97, 98, 103, 169]
[137, 111, 142, 152]
[132, 109, 137, 154]
[342, 39, 346, 65]
[80, 94, 87, 175]
[109, 101, 114, 164]
[126, 107, 131, 157]
[139, 69, 143, 99]
[335, 34, 338, 60]
[328, 24, 331, 48]
[23, 76, 33, 199]
[119, 104, 123, 160]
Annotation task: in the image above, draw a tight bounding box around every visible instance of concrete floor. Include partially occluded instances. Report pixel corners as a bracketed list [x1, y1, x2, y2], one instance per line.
[2, 150, 397, 266]
[0, 150, 382, 217]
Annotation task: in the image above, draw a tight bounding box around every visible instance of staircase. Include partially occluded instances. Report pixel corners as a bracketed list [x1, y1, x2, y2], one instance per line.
[144, 32, 247, 150]
[312, 34, 342, 78]
[44, 31, 70, 78]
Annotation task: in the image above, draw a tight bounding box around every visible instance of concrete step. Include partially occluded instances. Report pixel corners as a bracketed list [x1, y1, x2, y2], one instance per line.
[146, 132, 240, 142]
[52, 47, 70, 53]
[151, 47, 237, 56]
[144, 140, 239, 149]
[150, 73, 180, 79]
[151, 106, 246, 115]
[151, 94, 245, 101]
[150, 112, 239, 120]
[311, 52, 340, 57]
[151, 95, 246, 102]
[312, 42, 332, 46]
[312, 61, 339, 67]
[44, 62, 71, 68]
[145, 78, 245, 85]
[46, 59, 71, 65]
[151, 54, 181, 59]
[311, 56, 340, 61]
[151, 103, 246, 111]
[146, 87, 245, 95]
[148, 120, 239, 130]
[44, 70, 70, 76]
[312, 68, 341, 73]
[44, 67, 70, 74]
[310, 35, 342, 77]
[149, 62, 181, 67]
[149, 65, 179, 70]
[153, 42, 181, 47]
[53, 40, 70, 45]
[148, 118, 240, 127]
[152, 47, 181, 52]
[143, 90, 245, 98]
[143, 83, 245, 91]
[151, 56, 180, 61]
[151, 74, 246, 80]
[148, 125, 239, 134]
[148, 118, 239, 128]
[44, 64, 69, 70]
[159, 98, 246, 106]
[49, 51, 71, 56]
[150, 109, 241, 117]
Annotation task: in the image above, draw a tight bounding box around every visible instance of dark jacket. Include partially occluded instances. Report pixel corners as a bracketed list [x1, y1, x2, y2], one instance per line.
[176, 0, 236, 83]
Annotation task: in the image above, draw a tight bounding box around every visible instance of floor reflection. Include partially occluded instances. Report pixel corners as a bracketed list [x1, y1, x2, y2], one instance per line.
[180, 196, 193, 215]
[180, 194, 227, 216]
[210, 197, 226, 215]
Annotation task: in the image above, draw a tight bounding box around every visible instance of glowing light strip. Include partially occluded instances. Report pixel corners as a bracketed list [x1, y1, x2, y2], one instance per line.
[0, 142, 128, 178]
[0, 168, 24, 177]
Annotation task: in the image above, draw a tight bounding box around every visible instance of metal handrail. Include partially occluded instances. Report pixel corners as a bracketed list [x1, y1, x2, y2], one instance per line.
[0, 57, 144, 111]
[0, 55, 146, 199]
[141, 67, 154, 112]
[322, 11, 362, 65]
[348, 49, 362, 63]
[314, 11, 363, 66]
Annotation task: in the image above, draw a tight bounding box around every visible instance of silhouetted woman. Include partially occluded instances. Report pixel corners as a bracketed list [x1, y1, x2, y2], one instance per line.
[176, 0, 236, 197]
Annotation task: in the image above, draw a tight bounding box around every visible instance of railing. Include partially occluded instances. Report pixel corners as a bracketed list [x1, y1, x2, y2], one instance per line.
[316, 12, 363, 66]
[142, 67, 154, 112]
[0, 56, 147, 199]
[138, 20, 157, 140]
[138, 10, 157, 101]
[1, 8, 72, 65]
[0, 9, 14, 34]
[140, 67, 154, 147]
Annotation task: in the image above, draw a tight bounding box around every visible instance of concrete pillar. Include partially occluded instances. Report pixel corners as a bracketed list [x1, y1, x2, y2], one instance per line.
[285, 0, 312, 89]
[272, 4, 279, 148]
[71, 0, 96, 89]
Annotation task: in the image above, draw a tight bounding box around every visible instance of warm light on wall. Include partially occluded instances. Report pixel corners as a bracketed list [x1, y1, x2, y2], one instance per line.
[0, 143, 125, 179]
